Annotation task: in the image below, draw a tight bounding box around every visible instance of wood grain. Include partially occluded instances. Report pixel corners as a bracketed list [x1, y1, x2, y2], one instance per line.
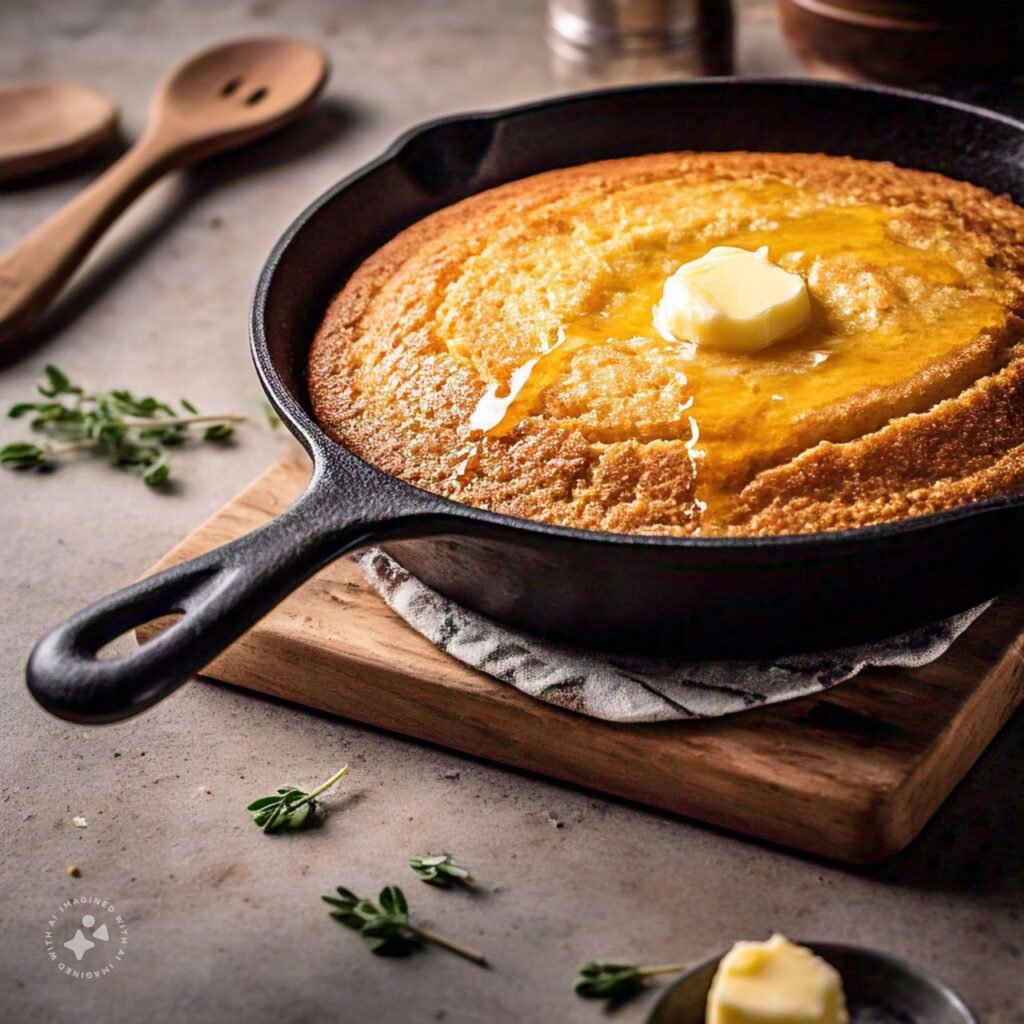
[138, 457, 1024, 863]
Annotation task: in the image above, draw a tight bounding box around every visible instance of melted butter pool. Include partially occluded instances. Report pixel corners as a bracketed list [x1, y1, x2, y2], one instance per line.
[461, 183, 1009, 523]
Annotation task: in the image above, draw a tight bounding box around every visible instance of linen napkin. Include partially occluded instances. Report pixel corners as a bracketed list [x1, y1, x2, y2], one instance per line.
[355, 548, 988, 724]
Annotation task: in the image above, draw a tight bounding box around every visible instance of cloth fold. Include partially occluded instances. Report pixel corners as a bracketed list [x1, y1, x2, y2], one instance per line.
[356, 549, 988, 724]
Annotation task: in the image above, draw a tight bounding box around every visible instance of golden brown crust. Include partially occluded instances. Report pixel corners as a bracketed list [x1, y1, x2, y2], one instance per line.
[308, 151, 1024, 536]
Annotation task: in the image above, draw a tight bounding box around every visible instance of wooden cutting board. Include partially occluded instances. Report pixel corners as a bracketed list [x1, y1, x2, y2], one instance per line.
[139, 456, 1024, 863]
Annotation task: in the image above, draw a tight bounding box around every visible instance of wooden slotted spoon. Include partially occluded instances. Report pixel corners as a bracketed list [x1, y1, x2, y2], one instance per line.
[0, 36, 329, 352]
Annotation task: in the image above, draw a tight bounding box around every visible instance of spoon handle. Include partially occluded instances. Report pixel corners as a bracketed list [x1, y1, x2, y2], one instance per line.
[0, 133, 178, 351]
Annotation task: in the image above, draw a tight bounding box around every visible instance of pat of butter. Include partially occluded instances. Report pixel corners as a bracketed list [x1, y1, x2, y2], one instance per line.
[654, 246, 811, 353]
[706, 934, 849, 1024]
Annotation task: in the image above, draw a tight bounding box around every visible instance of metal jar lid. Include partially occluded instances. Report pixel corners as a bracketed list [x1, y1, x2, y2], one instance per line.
[548, 0, 701, 57]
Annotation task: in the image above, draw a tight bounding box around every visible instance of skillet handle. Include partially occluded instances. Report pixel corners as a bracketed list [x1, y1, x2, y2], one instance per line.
[26, 471, 432, 723]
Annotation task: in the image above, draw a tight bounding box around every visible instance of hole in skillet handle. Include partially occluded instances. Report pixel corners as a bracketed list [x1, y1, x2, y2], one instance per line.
[396, 117, 496, 196]
[23, 472, 447, 725]
[26, 559, 226, 724]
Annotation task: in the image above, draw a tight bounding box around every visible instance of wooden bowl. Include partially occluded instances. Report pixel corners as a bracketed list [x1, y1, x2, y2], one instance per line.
[777, 0, 1024, 85]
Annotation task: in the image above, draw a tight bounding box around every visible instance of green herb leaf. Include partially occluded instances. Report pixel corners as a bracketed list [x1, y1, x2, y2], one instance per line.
[0, 442, 53, 470]
[203, 423, 234, 442]
[142, 453, 171, 488]
[37, 364, 81, 398]
[378, 885, 408, 920]
[246, 764, 349, 833]
[323, 884, 488, 966]
[573, 960, 689, 1003]
[574, 962, 644, 999]
[409, 853, 472, 887]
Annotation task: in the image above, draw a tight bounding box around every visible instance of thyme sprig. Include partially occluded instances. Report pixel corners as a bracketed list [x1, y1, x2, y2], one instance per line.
[574, 960, 689, 1002]
[0, 364, 244, 487]
[247, 764, 349, 833]
[322, 884, 488, 967]
[408, 853, 472, 887]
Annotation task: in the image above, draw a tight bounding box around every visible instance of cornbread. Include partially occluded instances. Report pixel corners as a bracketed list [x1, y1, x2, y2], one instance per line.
[308, 152, 1024, 536]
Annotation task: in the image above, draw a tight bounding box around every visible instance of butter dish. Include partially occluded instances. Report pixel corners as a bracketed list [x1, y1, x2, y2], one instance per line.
[647, 941, 975, 1024]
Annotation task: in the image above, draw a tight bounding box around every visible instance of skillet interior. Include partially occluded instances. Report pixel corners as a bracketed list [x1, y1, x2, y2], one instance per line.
[254, 80, 1024, 656]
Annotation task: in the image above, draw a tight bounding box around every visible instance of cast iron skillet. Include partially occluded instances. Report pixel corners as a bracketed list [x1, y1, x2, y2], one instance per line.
[25, 79, 1024, 724]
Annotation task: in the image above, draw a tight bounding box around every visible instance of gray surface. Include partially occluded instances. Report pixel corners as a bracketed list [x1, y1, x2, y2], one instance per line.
[1, 2, 1022, 1022]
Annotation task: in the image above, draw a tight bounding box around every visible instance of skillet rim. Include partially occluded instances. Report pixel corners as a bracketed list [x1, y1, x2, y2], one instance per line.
[251, 76, 1024, 552]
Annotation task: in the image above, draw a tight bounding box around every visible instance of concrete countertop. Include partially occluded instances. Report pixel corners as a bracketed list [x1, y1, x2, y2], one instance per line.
[2, 2, 1022, 1021]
